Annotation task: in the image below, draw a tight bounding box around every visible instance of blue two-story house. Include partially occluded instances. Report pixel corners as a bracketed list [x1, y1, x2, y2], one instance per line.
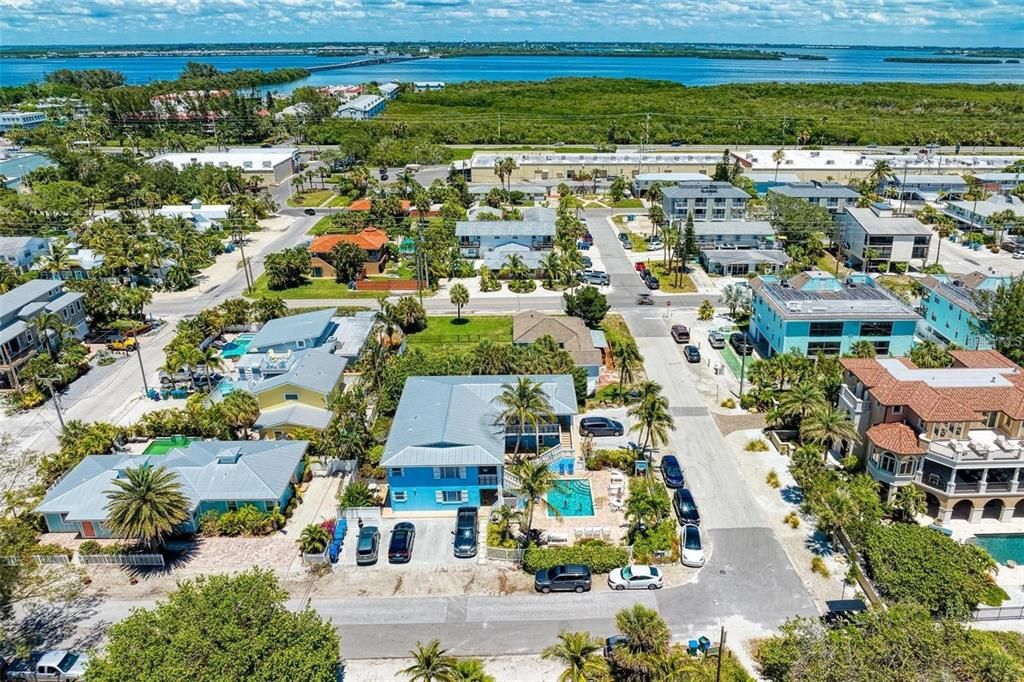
[749, 271, 921, 357]
[455, 220, 556, 275]
[246, 308, 336, 355]
[919, 271, 1011, 349]
[382, 375, 578, 513]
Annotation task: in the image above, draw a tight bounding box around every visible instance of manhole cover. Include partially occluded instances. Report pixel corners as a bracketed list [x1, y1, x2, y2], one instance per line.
[719, 569, 727, 576]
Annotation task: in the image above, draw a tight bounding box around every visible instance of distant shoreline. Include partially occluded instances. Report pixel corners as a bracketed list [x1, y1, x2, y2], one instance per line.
[885, 56, 1007, 64]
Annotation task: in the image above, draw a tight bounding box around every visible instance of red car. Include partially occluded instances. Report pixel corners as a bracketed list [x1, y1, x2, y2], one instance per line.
[635, 262, 647, 272]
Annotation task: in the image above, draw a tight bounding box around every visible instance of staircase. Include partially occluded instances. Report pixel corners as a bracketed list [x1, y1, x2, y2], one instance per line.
[559, 428, 573, 451]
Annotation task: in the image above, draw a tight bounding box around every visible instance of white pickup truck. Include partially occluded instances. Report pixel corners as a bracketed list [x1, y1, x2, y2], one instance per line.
[2, 650, 89, 682]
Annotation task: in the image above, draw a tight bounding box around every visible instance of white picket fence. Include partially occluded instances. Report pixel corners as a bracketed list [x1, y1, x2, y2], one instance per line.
[0, 554, 72, 566]
[78, 553, 165, 567]
[340, 506, 381, 522]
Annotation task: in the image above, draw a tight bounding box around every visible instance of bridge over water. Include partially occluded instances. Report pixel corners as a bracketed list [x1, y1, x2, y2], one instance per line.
[307, 55, 429, 73]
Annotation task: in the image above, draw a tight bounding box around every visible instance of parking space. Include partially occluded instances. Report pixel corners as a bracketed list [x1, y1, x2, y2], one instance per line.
[337, 517, 466, 569]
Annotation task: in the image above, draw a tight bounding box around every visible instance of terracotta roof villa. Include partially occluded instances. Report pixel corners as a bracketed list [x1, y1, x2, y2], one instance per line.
[839, 350, 1024, 524]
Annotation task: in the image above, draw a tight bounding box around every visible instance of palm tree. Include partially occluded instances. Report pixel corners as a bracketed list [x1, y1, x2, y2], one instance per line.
[612, 342, 642, 395]
[542, 631, 611, 682]
[39, 244, 71, 280]
[891, 484, 927, 522]
[777, 382, 826, 426]
[401, 640, 456, 682]
[500, 157, 518, 192]
[801, 406, 860, 462]
[508, 458, 559, 544]
[932, 216, 955, 265]
[815, 488, 857, 551]
[867, 160, 895, 193]
[611, 604, 671, 680]
[489, 504, 523, 543]
[221, 390, 260, 439]
[198, 345, 226, 391]
[538, 252, 562, 289]
[503, 253, 530, 283]
[104, 464, 189, 550]
[494, 376, 555, 457]
[171, 345, 203, 391]
[450, 659, 494, 682]
[493, 159, 507, 193]
[772, 148, 786, 182]
[848, 340, 877, 358]
[449, 283, 470, 320]
[32, 311, 71, 358]
[628, 381, 675, 453]
[298, 524, 331, 553]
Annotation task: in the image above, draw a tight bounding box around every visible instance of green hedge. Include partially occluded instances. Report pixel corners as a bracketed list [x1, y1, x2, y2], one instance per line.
[522, 541, 630, 574]
[79, 540, 135, 556]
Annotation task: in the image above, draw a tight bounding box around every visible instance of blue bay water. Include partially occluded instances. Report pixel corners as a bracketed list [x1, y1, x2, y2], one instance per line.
[2, 48, 1022, 91]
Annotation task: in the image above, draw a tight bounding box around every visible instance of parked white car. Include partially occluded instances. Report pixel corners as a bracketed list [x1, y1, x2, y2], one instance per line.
[608, 564, 664, 591]
[681, 524, 705, 567]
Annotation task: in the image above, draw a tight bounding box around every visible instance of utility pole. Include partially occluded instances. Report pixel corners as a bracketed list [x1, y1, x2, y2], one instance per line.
[42, 377, 65, 431]
[135, 335, 150, 397]
[235, 228, 253, 292]
[715, 625, 727, 682]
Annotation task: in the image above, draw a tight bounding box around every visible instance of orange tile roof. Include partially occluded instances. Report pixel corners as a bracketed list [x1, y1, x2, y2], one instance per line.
[866, 422, 926, 455]
[309, 227, 388, 253]
[840, 355, 1024, 422]
[348, 198, 412, 213]
[949, 349, 1019, 369]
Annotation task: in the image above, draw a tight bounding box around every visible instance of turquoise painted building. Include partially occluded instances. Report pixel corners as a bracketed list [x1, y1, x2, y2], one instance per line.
[749, 271, 921, 357]
[919, 272, 1011, 349]
[36, 440, 307, 538]
[382, 375, 578, 513]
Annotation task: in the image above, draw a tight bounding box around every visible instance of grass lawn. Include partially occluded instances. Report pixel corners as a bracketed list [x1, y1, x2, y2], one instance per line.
[648, 263, 697, 293]
[629, 233, 648, 251]
[816, 253, 853, 279]
[612, 215, 627, 225]
[611, 198, 644, 209]
[406, 315, 513, 348]
[307, 216, 336, 235]
[247, 274, 389, 300]
[878, 274, 920, 302]
[286, 190, 334, 207]
[326, 194, 356, 208]
[601, 313, 636, 351]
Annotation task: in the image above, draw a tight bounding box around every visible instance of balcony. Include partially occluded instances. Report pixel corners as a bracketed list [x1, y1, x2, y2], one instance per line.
[478, 474, 499, 487]
[504, 423, 561, 436]
[916, 471, 1020, 496]
[925, 431, 1024, 468]
[839, 385, 865, 415]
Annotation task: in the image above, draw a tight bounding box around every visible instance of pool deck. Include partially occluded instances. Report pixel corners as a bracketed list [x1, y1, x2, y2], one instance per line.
[533, 469, 629, 544]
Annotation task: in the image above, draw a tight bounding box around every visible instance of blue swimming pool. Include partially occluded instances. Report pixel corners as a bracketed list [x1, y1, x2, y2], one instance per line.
[547, 479, 594, 517]
[972, 534, 1024, 565]
[220, 333, 254, 360]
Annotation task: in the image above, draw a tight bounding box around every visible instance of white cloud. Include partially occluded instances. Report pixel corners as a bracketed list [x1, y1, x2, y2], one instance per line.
[0, 0, 1020, 45]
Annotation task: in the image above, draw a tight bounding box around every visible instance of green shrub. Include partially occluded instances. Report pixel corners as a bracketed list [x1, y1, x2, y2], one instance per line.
[508, 279, 537, 294]
[720, 398, 737, 409]
[199, 506, 272, 537]
[487, 523, 518, 550]
[522, 542, 630, 574]
[78, 540, 102, 556]
[810, 556, 830, 577]
[631, 520, 679, 564]
[784, 512, 801, 528]
[766, 470, 781, 488]
[198, 510, 221, 535]
[860, 522, 999, 618]
[366, 444, 384, 466]
[745, 438, 769, 452]
[339, 480, 377, 508]
[32, 543, 72, 557]
[586, 448, 634, 471]
[739, 393, 758, 410]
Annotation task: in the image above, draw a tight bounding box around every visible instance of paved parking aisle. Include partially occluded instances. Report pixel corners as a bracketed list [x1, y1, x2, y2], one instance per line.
[338, 517, 464, 568]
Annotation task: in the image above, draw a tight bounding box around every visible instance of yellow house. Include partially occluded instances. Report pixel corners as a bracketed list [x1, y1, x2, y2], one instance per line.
[251, 349, 347, 440]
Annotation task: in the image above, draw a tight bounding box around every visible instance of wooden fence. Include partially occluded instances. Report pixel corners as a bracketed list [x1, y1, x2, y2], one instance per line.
[355, 279, 419, 291]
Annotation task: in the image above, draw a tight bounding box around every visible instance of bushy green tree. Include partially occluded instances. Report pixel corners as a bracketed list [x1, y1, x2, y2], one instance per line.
[564, 285, 609, 327]
[84, 569, 340, 681]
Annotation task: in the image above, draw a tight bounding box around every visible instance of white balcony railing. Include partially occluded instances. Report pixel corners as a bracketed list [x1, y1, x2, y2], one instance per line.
[925, 435, 1024, 467]
[478, 474, 499, 487]
[839, 385, 865, 414]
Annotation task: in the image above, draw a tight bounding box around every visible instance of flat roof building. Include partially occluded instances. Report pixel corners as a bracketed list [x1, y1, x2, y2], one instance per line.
[919, 272, 1012, 350]
[841, 204, 933, 271]
[0, 111, 46, 132]
[469, 151, 722, 184]
[943, 195, 1024, 233]
[148, 147, 299, 185]
[768, 181, 861, 214]
[750, 271, 920, 357]
[336, 94, 386, 120]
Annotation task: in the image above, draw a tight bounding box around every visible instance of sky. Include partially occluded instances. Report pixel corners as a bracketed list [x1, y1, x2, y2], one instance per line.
[1, 0, 1022, 47]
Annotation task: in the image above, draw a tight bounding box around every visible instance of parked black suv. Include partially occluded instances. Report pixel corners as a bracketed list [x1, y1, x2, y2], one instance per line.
[673, 488, 701, 526]
[579, 416, 624, 437]
[729, 332, 753, 355]
[534, 564, 592, 593]
[453, 507, 479, 558]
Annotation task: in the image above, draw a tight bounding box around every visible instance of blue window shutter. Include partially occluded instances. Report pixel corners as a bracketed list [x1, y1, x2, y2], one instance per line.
[435, 491, 443, 503]
[433, 467, 440, 479]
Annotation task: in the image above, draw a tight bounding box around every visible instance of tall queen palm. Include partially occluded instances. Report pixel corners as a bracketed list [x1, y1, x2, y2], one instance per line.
[494, 376, 555, 457]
